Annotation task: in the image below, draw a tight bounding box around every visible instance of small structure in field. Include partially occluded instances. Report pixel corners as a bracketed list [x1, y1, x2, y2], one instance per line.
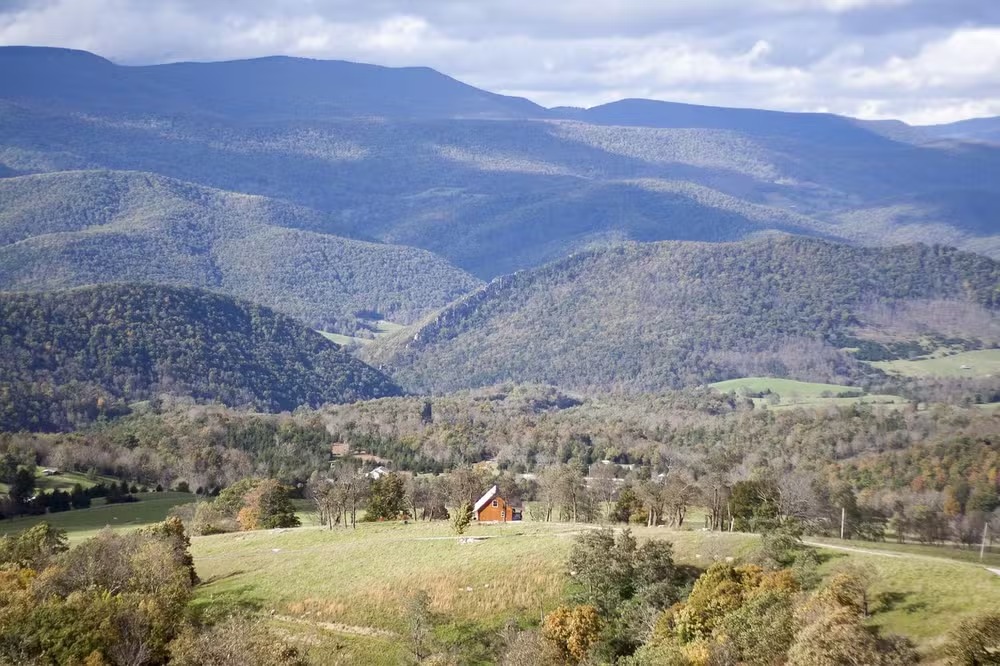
[473, 485, 522, 522]
[41, 468, 60, 476]
[367, 465, 391, 480]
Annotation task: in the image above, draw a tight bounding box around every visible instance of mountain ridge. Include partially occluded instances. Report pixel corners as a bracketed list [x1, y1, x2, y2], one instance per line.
[0, 169, 482, 331]
[364, 236, 1000, 394]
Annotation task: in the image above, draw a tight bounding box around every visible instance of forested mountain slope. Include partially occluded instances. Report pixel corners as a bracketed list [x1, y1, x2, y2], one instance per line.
[365, 237, 1000, 393]
[0, 170, 481, 332]
[1, 47, 999, 279]
[0, 284, 402, 431]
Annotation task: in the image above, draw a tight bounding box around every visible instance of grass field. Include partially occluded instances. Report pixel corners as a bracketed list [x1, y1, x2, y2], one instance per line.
[870, 349, 1000, 379]
[810, 541, 1000, 660]
[187, 521, 999, 664]
[709, 377, 905, 408]
[317, 321, 405, 348]
[5, 499, 996, 663]
[0, 491, 194, 542]
[0, 469, 119, 495]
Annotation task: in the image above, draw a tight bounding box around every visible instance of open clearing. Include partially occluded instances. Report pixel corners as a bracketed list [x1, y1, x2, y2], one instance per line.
[317, 321, 405, 348]
[870, 349, 1000, 378]
[0, 491, 193, 542]
[6, 498, 997, 663]
[709, 376, 904, 408]
[189, 521, 999, 664]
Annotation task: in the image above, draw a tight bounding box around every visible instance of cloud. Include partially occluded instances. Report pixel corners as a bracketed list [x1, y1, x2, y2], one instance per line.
[0, 0, 997, 124]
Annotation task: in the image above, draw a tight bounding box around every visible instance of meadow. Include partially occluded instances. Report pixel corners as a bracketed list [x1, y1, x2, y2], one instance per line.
[190, 520, 1000, 664]
[708, 376, 905, 408]
[4, 496, 998, 664]
[0, 491, 193, 542]
[870, 349, 1000, 378]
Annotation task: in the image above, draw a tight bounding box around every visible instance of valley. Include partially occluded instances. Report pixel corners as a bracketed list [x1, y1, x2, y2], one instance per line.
[0, 39, 998, 666]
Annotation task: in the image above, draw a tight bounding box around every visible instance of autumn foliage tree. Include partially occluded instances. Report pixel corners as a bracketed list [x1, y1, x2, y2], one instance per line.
[543, 605, 603, 664]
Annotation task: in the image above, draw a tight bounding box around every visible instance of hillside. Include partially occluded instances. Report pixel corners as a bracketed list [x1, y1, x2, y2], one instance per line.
[0, 284, 402, 431]
[1, 47, 999, 280]
[364, 237, 1000, 393]
[0, 170, 481, 332]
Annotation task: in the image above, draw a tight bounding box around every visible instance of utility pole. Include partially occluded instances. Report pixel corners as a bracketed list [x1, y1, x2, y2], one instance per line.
[982, 523, 990, 562]
[840, 507, 846, 540]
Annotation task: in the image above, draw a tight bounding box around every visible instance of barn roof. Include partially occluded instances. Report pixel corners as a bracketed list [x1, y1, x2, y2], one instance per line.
[473, 485, 498, 513]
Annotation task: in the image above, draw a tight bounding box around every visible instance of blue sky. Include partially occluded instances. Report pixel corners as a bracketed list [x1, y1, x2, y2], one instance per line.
[1, 0, 998, 124]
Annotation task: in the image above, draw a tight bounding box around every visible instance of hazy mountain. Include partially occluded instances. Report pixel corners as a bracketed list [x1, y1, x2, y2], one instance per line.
[1, 46, 999, 281]
[0, 46, 544, 121]
[364, 237, 1000, 394]
[0, 284, 402, 431]
[0, 170, 481, 332]
[920, 116, 1000, 144]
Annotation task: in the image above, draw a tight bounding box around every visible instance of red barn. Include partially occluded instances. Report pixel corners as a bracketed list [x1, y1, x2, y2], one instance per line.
[473, 485, 522, 522]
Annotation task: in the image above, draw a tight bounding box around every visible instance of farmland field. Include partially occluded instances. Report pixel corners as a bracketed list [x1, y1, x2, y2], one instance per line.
[0, 491, 194, 542]
[870, 349, 1000, 378]
[709, 376, 905, 408]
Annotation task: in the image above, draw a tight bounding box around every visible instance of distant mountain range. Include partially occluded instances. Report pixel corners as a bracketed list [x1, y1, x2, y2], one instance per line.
[1, 46, 998, 285]
[0, 169, 480, 333]
[364, 237, 1000, 393]
[0, 284, 402, 431]
[1, 46, 998, 409]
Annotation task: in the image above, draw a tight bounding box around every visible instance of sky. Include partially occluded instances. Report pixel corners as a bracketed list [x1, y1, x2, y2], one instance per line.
[1, 0, 999, 124]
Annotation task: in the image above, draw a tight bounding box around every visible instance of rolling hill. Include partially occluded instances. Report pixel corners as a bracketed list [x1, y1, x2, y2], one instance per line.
[0, 170, 481, 332]
[1, 47, 999, 281]
[364, 237, 1000, 394]
[920, 116, 1000, 144]
[0, 284, 402, 431]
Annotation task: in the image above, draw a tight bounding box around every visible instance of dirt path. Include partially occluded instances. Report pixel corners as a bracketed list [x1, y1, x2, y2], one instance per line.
[803, 540, 1000, 577]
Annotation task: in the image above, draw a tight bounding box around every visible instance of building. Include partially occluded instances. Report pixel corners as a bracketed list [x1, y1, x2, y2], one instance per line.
[473, 485, 522, 522]
[367, 465, 392, 480]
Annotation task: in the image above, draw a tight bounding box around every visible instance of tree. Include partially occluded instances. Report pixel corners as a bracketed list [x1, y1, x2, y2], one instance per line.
[612, 485, 643, 523]
[730, 479, 780, 532]
[236, 479, 300, 531]
[405, 590, 436, 664]
[452, 501, 473, 535]
[568, 528, 682, 616]
[0, 522, 69, 568]
[367, 472, 407, 521]
[592, 463, 618, 520]
[10, 468, 35, 512]
[542, 605, 603, 665]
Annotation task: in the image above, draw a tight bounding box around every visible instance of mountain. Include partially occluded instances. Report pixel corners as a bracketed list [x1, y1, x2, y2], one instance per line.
[364, 237, 1000, 394]
[0, 284, 403, 431]
[920, 116, 1000, 144]
[0, 170, 481, 332]
[0, 46, 544, 121]
[553, 98, 889, 145]
[1, 47, 999, 281]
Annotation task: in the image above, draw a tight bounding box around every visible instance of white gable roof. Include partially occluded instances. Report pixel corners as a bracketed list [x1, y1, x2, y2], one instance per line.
[474, 485, 498, 513]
